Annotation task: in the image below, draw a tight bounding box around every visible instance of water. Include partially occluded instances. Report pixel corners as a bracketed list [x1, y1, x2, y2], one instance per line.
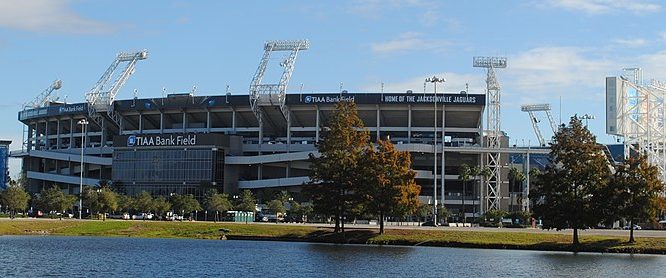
[1, 236, 665, 277]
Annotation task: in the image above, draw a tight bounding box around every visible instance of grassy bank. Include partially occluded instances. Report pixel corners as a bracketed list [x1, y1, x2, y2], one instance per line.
[1, 220, 665, 254]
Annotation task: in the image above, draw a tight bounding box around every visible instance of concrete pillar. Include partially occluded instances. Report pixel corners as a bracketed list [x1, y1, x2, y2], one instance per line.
[69, 118, 74, 149]
[376, 105, 380, 141]
[182, 112, 186, 132]
[160, 111, 164, 133]
[44, 120, 49, 149]
[232, 108, 236, 133]
[407, 105, 412, 144]
[315, 106, 320, 143]
[286, 109, 291, 151]
[139, 114, 143, 133]
[206, 110, 211, 132]
[56, 119, 61, 149]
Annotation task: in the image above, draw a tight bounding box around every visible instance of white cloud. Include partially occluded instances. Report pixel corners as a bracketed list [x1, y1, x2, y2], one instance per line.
[544, 0, 661, 14]
[638, 51, 666, 81]
[612, 38, 648, 48]
[370, 32, 451, 54]
[506, 47, 613, 96]
[0, 0, 114, 34]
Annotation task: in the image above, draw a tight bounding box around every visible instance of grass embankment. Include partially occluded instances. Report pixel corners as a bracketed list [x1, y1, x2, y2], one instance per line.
[1, 220, 665, 254]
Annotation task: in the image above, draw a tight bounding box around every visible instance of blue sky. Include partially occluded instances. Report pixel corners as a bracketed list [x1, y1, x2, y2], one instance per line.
[1, 0, 665, 177]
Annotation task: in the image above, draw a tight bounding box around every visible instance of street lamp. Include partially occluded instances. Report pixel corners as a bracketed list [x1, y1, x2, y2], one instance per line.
[581, 114, 595, 127]
[426, 76, 445, 225]
[77, 119, 89, 219]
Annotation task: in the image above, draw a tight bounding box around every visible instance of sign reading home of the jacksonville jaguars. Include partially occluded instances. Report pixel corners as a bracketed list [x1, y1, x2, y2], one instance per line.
[289, 93, 483, 105]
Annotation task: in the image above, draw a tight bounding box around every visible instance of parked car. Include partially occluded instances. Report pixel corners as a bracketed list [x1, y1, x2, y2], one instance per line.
[623, 224, 642, 230]
[421, 221, 438, 227]
[132, 213, 154, 220]
[108, 213, 131, 220]
[165, 212, 184, 221]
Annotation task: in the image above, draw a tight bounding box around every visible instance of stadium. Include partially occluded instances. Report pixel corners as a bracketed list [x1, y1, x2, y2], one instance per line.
[11, 41, 554, 219]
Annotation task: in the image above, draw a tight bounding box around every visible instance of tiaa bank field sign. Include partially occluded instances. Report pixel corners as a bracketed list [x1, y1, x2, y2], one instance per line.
[126, 134, 197, 147]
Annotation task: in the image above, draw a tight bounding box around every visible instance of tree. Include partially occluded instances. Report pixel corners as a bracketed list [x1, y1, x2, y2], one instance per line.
[1, 185, 30, 218]
[236, 190, 256, 212]
[359, 139, 420, 234]
[508, 167, 526, 212]
[152, 196, 172, 219]
[606, 155, 665, 243]
[171, 194, 202, 218]
[308, 100, 370, 233]
[531, 116, 611, 245]
[472, 166, 491, 221]
[117, 195, 134, 214]
[133, 191, 155, 213]
[204, 189, 233, 222]
[37, 186, 76, 219]
[459, 164, 472, 223]
[268, 199, 286, 222]
[416, 203, 431, 223]
[82, 186, 118, 220]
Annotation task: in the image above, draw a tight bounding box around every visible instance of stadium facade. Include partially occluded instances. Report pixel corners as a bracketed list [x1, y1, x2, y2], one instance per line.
[13, 89, 551, 218]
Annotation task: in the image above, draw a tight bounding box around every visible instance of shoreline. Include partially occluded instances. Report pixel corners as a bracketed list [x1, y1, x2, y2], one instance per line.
[1, 219, 665, 255]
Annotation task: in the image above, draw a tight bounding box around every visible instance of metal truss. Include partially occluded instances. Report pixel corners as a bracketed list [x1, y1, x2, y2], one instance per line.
[85, 50, 148, 128]
[612, 68, 666, 182]
[249, 40, 309, 125]
[521, 104, 558, 146]
[22, 80, 62, 150]
[474, 56, 507, 212]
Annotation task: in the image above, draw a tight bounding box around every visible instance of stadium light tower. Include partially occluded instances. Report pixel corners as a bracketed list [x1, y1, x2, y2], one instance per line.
[426, 76, 445, 225]
[473, 56, 507, 212]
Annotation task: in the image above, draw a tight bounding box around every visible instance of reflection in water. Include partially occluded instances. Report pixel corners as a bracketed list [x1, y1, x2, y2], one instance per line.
[0, 236, 665, 278]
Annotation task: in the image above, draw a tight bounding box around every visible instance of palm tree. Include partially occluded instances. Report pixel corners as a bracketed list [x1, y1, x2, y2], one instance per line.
[508, 167, 526, 212]
[477, 166, 492, 220]
[458, 164, 471, 223]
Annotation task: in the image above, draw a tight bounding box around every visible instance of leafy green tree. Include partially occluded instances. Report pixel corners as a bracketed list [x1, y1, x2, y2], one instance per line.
[309, 100, 370, 233]
[531, 116, 611, 245]
[37, 186, 76, 219]
[416, 203, 431, 223]
[117, 194, 134, 214]
[152, 196, 172, 219]
[236, 190, 256, 212]
[82, 186, 118, 220]
[436, 204, 448, 222]
[171, 194, 202, 217]
[359, 138, 420, 234]
[133, 191, 155, 213]
[268, 199, 286, 221]
[484, 209, 507, 224]
[1, 185, 30, 218]
[606, 155, 665, 243]
[204, 189, 233, 222]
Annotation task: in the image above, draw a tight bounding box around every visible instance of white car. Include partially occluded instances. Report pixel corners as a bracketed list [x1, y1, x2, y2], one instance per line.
[623, 224, 641, 230]
[132, 213, 154, 220]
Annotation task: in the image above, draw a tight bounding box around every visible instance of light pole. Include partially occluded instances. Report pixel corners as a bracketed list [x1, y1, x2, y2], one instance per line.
[426, 76, 445, 225]
[581, 114, 595, 127]
[77, 119, 89, 219]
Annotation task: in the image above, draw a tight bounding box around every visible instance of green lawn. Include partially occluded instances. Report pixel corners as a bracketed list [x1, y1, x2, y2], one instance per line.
[1, 220, 665, 254]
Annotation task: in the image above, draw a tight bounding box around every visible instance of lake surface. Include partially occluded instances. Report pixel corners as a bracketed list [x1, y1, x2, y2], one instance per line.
[1, 236, 665, 277]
